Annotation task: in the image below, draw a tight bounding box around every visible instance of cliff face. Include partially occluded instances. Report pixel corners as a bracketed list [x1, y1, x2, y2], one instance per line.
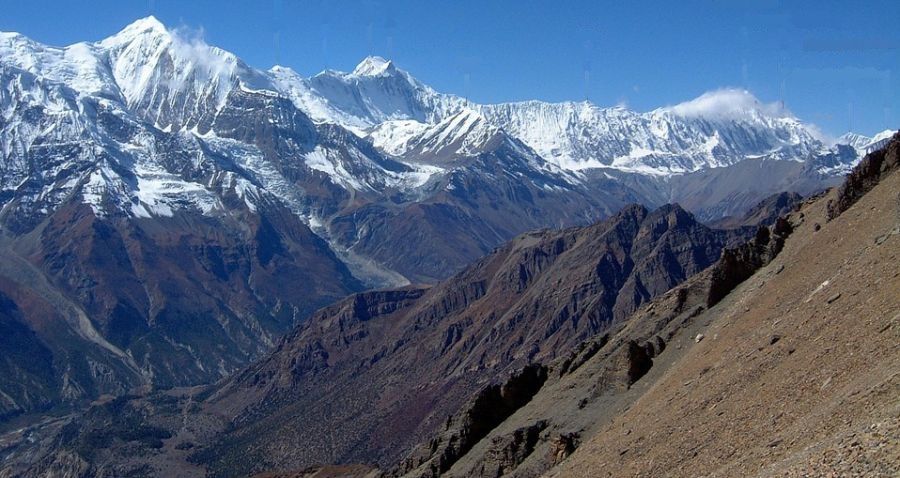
[542, 136, 900, 478]
[7, 140, 897, 478]
[378, 136, 900, 478]
[827, 131, 900, 220]
[192, 202, 744, 476]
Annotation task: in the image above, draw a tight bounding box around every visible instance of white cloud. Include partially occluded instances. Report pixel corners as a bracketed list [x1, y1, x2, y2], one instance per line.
[664, 88, 791, 119]
[168, 24, 237, 81]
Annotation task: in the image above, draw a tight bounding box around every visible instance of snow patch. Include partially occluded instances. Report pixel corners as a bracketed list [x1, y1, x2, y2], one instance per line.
[368, 119, 429, 156]
[130, 165, 221, 218]
[304, 146, 361, 189]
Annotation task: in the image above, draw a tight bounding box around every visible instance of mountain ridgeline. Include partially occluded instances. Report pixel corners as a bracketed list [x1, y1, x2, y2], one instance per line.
[0, 16, 893, 428]
[1, 120, 897, 478]
[197, 202, 750, 474]
[1, 199, 759, 476]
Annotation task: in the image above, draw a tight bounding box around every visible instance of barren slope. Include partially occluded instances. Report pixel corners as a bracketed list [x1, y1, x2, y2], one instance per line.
[545, 148, 900, 477]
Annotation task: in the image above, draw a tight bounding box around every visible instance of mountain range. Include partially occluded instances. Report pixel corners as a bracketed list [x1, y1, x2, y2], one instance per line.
[0, 16, 894, 421]
[3, 133, 896, 478]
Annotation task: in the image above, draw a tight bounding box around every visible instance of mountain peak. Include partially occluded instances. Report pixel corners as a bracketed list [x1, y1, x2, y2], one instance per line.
[120, 15, 168, 36]
[100, 15, 169, 49]
[836, 129, 897, 151]
[352, 55, 395, 77]
[0, 30, 25, 41]
[837, 131, 873, 149]
[871, 129, 897, 142]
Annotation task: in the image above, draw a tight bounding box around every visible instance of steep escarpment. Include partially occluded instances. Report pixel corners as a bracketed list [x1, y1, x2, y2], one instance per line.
[0, 200, 749, 477]
[542, 135, 900, 477]
[186, 202, 745, 476]
[0, 197, 362, 421]
[827, 131, 899, 220]
[387, 136, 900, 478]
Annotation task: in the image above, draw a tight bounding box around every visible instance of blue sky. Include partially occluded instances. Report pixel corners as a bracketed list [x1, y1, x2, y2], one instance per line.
[1, 0, 897, 137]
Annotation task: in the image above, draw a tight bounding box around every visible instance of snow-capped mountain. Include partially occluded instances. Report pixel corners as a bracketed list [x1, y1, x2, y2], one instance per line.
[838, 132, 876, 151]
[0, 16, 890, 420]
[478, 92, 824, 174]
[1, 16, 881, 276]
[837, 129, 897, 155]
[369, 109, 508, 161]
[269, 56, 467, 135]
[266, 55, 832, 176]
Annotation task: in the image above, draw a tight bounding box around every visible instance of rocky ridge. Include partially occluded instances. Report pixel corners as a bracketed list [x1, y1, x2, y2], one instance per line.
[2, 137, 897, 477]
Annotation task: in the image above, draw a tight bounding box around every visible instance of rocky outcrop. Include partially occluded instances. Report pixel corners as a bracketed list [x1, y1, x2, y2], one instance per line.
[389, 365, 548, 478]
[470, 421, 549, 478]
[827, 132, 899, 221]
[706, 217, 793, 307]
[182, 203, 747, 476]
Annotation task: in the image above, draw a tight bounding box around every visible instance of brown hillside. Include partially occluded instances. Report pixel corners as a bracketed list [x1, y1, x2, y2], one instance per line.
[545, 151, 900, 477]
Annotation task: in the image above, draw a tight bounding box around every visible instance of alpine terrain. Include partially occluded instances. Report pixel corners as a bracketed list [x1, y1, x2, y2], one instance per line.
[0, 123, 896, 475]
[0, 16, 896, 477]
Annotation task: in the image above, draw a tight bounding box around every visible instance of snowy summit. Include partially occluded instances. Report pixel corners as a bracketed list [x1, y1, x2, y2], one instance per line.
[351, 56, 396, 77]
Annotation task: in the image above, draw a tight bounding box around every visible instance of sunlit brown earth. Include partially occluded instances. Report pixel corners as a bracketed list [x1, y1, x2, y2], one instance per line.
[545, 150, 900, 477]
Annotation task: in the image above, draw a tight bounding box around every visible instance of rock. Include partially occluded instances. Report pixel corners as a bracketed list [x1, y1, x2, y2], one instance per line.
[549, 432, 581, 465]
[475, 421, 548, 477]
[827, 133, 900, 220]
[707, 218, 794, 307]
[388, 364, 549, 477]
[695, 334, 705, 343]
[769, 335, 781, 345]
[827, 293, 842, 304]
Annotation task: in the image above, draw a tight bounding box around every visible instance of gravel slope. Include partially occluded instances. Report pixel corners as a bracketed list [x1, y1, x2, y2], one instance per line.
[544, 159, 900, 477]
